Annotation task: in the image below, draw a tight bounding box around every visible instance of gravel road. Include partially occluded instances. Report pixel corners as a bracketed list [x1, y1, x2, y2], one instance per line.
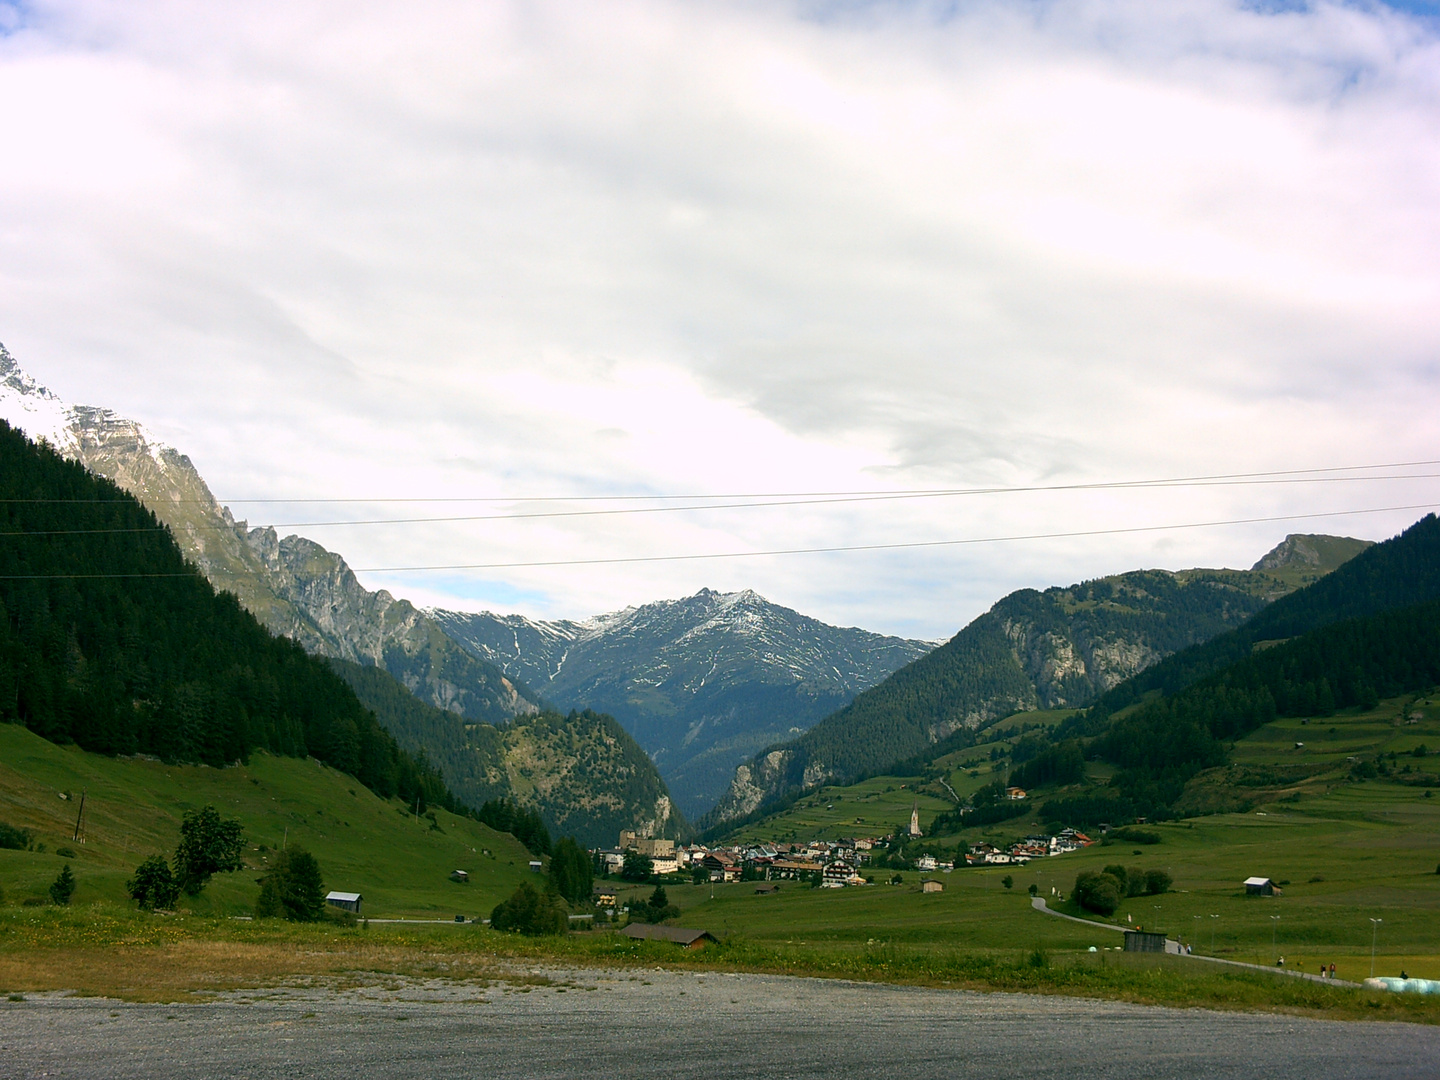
[2, 968, 1436, 1079]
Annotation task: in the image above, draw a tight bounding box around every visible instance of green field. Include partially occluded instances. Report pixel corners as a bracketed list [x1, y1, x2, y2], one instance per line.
[0, 723, 535, 918]
[689, 694, 1440, 984]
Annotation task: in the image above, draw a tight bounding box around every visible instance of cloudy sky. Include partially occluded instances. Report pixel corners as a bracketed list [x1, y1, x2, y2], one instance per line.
[2, 0, 1438, 640]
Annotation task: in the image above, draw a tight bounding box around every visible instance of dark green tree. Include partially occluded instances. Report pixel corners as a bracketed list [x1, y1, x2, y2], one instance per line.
[634, 884, 680, 924]
[127, 855, 180, 911]
[175, 805, 246, 895]
[48, 863, 76, 906]
[254, 846, 326, 922]
[1074, 870, 1122, 916]
[620, 851, 654, 882]
[1144, 869, 1173, 895]
[489, 880, 568, 936]
[548, 836, 593, 903]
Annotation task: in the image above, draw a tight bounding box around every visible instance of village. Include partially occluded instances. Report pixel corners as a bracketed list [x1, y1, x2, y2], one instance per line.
[589, 803, 1097, 897]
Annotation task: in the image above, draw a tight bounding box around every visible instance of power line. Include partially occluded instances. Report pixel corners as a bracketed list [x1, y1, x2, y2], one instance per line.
[1, 503, 1431, 579]
[1, 458, 1438, 506]
[3, 471, 1438, 536]
[346, 502, 1435, 572]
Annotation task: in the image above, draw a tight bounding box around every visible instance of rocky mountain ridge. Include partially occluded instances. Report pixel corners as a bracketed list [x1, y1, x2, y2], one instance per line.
[431, 590, 934, 817]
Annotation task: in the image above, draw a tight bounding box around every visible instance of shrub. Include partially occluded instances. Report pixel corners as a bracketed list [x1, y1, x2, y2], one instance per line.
[1074, 870, 1122, 916]
[490, 881, 568, 936]
[1001, 875, 1014, 890]
[1144, 869, 1173, 895]
[127, 855, 181, 911]
[55, 847, 77, 859]
[254, 846, 326, 922]
[633, 884, 680, 924]
[0, 823, 31, 851]
[48, 864, 76, 906]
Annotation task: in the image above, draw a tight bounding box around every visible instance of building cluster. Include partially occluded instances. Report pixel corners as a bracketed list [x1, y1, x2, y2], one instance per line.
[593, 828, 1094, 887]
[965, 829, 1093, 865]
[596, 833, 885, 887]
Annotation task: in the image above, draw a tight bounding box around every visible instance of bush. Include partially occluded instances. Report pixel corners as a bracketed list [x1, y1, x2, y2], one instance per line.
[174, 806, 245, 896]
[490, 881, 568, 936]
[254, 846, 326, 922]
[0, 823, 31, 851]
[1074, 870, 1122, 916]
[55, 847, 77, 859]
[48, 864, 76, 906]
[1144, 869, 1173, 895]
[633, 884, 680, 924]
[127, 855, 181, 911]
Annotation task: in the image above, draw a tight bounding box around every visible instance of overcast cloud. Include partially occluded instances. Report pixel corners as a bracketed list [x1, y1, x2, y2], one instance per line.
[1, 0, 1438, 639]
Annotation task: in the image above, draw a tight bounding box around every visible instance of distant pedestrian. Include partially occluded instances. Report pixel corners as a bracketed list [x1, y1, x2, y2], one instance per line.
[1329, 963, 1336, 979]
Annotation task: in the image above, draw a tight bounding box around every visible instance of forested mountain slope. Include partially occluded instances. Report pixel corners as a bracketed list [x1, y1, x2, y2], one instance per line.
[330, 659, 682, 846]
[1077, 515, 1440, 726]
[0, 343, 541, 725]
[0, 419, 455, 813]
[432, 589, 932, 817]
[707, 541, 1368, 826]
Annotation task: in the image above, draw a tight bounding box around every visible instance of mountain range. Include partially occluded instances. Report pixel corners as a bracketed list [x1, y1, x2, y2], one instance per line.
[431, 594, 933, 817]
[705, 535, 1372, 827]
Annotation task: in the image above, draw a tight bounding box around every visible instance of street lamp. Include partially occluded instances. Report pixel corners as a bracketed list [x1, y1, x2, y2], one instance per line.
[1270, 915, 1280, 964]
[1370, 918, 1383, 978]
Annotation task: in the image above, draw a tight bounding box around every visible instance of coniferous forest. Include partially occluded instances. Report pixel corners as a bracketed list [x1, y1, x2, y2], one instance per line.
[0, 420, 454, 812]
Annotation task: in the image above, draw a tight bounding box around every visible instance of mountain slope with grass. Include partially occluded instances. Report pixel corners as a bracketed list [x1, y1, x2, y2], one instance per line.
[0, 722, 535, 917]
[707, 539, 1370, 827]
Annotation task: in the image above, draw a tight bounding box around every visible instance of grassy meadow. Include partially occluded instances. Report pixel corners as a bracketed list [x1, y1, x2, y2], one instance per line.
[0, 722, 535, 918]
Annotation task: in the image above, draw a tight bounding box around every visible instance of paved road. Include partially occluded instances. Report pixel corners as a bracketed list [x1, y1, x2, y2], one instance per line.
[2, 969, 1437, 1079]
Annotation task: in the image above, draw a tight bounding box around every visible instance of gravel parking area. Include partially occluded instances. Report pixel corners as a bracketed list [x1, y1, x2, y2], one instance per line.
[2, 968, 1436, 1079]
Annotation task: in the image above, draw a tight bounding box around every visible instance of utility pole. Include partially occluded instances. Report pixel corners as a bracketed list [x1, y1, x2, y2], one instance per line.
[1270, 915, 1280, 964]
[1210, 914, 1218, 952]
[71, 789, 87, 844]
[1370, 918, 1383, 978]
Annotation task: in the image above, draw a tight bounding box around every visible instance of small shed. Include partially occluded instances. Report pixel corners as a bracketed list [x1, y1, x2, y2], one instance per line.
[450, 869, 469, 883]
[619, 924, 717, 949]
[529, 860, 543, 873]
[1244, 876, 1282, 896]
[754, 883, 780, 894]
[325, 891, 362, 914]
[921, 880, 944, 893]
[1123, 930, 1168, 953]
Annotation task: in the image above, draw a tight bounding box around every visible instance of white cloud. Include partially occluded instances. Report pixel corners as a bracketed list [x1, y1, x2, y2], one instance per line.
[1, 0, 1437, 638]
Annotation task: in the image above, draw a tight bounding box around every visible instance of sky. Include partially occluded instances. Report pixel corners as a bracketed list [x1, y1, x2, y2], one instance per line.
[1, 0, 1438, 641]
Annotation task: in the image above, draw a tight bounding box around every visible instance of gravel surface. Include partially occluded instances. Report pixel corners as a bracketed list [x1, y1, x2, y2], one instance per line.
[2, 968, 1437, 1079]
